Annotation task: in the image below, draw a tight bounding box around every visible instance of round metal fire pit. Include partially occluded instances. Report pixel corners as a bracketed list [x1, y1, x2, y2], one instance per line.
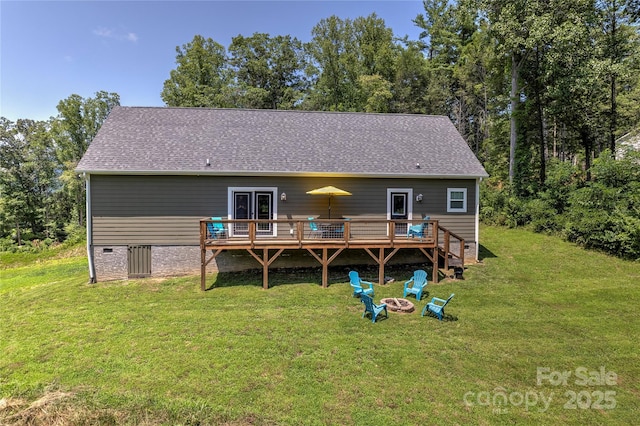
[380, 297, 415, 313]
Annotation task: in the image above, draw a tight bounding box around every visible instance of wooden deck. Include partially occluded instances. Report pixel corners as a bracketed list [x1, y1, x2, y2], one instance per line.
[200, 218, 464, 290]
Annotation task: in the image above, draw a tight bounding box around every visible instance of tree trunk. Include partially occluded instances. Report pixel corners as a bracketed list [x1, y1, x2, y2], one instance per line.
[581, 128, 593, 181]
[534, 48, 546, 185]
[609, 4, 617, 156]
[15, 220, 22, 246]
[610, 73, 617, 156]
[509, 54, 519, 184]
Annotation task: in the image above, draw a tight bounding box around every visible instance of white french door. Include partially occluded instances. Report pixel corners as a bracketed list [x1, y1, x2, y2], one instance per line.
[229, 187, 277, 236]
[387, 188, 414, 236]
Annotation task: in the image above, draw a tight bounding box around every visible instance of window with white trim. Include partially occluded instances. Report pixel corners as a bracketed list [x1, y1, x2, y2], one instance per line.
[447, 188, 467, 212]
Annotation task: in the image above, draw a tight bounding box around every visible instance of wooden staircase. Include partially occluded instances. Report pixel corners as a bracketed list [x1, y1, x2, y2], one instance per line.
[436, 225, 465, 279]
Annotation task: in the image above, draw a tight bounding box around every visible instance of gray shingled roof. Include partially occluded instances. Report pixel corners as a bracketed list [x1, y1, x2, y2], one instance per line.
[76, 106, 488, 178]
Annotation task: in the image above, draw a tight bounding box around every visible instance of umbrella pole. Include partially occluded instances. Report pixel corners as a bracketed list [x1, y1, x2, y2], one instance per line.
[328, 196, 332, 219]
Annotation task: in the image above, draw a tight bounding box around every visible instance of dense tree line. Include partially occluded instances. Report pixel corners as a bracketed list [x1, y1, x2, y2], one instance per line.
[0, 92, 119, 250]
[2, 1, 639, 258]
[161, 4, 639, 181]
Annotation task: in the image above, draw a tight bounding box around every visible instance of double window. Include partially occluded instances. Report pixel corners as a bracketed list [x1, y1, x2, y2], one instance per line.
[447, 188, 467, 212]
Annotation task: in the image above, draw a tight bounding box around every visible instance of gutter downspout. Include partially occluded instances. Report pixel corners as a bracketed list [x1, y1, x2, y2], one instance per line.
[85, 173, 97, 283]
[475, 177, 482, 261]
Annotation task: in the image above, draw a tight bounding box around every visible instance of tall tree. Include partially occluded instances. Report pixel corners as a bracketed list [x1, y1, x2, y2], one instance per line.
[392, 42, 430, 113]
[0, 119, 57, 243]
[482, 0, 546, 185]
[52, 91, 120, 226]
[358, 74, 393, 112]
[545, 0, 604, 180]
[415, 0, 484, 120]
[352, 13, 398, 81]
[228, 33, 307, 109]
[306, 15, 361, 111]
[414, 0, 459, 117]
[161, 35, 230, 107]
[597, 0, 640, 155]
[452, 19, 496, 155]
[414, 0, 459, 62]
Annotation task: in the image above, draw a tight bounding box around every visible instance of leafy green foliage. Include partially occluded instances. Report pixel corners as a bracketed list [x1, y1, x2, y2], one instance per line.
[563, 150, 640, 259]
[228, 33, 307, 109]
[52, 91, 120, 228]
[0, 92, 118, 250]
[0, 119, 59, 243]
[161, 35, 229, 108]
[481, 150, 640, 260]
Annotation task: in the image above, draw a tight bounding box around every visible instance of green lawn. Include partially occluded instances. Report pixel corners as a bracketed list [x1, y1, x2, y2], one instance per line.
[1, 226, 638, 425]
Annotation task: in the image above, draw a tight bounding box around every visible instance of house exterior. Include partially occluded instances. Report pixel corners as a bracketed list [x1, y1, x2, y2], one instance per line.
[76, 107, 488, 282]
[616, 129, 640, 159]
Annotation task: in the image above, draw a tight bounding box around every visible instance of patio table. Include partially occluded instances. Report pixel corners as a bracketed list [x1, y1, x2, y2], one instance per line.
[319, 222, 344, 238]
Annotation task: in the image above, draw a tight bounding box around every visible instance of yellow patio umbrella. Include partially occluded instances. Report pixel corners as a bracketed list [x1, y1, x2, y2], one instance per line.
[306, 185, 352, 219]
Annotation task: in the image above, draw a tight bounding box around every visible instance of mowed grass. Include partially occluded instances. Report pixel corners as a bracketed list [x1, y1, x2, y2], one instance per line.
[1, 226, 638, 425]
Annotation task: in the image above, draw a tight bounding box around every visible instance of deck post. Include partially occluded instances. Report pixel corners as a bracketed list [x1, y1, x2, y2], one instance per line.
[263, 248, 269, 289]
[322, 248, 328, 288]
[444, 231, 451, 270]
[433, 248, 439, 283]
[378, 248, 385, 285]
[200, 220, 207, 291]
[201, 248, 207, 291]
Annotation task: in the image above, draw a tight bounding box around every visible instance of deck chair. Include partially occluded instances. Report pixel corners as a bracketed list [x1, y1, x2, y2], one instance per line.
[308, 217, 324, 238]
[421, 293, 455, 321]
[349, 271, 374, 298]
[407, 216, 430, 239]
[207, 217, 227, 240]
[360, 294, 388, 323]
[403, 269, 428, 301]
[328, 223, 345, 239]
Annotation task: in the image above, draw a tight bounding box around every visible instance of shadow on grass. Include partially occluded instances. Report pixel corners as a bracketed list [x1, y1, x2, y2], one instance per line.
[421, 311, 459, 322]
[207, 266, 324, 290]
[206, 263, 433, 290]
[361, 312, 390, 323]
[478, 244, 497, 261]
[417, 291, 430, 301]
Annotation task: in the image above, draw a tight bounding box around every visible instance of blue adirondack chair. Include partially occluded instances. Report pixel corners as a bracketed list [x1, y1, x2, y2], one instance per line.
[407, 216, 430, 239]
[332, 223, 345, 239]
[207, 217, 227, 240]
[360, 294, 388, 323]
[421, 293, 455, 321]
[403, 269, 428, 301]
[349, 271, 374, 298]
[308, 217, 324, 238]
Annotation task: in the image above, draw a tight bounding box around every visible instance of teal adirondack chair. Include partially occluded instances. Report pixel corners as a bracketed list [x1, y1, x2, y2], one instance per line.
[360, 294, 388, 323]
[349, 271, 374, 298]
[308, 217, 324, 238]
[207, 217, 227, 240]
[421, 293, 455, 321]
[403, 269, 428, 301]
[407, 216, 430, 239]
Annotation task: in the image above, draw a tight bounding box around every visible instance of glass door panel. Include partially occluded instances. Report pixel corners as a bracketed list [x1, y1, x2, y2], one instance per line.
[391, 192, 408, 235]
[255, 192, 273, 233]
[234, 192, 250, 234]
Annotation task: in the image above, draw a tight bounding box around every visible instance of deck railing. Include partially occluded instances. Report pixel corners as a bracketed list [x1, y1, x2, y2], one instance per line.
[200, 218, 439, 246]
[199, 218, 465, 289]
[437, 225, 465, 270]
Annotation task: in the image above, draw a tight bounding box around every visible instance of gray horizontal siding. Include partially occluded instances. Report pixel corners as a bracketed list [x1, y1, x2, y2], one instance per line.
[93, 216, 201, 245]
[431, 215, 476, 242]
[90, 175, 478, 245]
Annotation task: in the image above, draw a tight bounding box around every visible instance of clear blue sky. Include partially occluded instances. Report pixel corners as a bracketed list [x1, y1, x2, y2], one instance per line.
[1, 0, 426, 122]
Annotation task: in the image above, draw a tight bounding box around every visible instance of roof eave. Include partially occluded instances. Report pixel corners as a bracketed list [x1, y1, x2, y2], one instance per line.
[76, 169, 489, 179]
